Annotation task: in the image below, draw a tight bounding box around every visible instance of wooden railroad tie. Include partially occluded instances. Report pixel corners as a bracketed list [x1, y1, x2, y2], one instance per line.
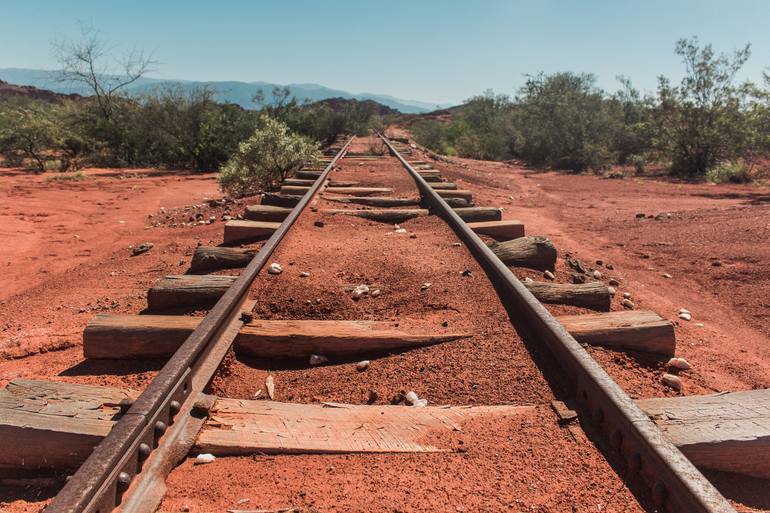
[261, 192, 302, 208]
[489, 236, 557, 270]
[82, 316, 472, 359]
[324, 207, 501, 223]
[3, 379, 767, 478]
[429, 182, 458, 190]
[190, 246, 255, 272]
[467, 220, 525, 241]
[296, 170, 323, 180]
[523, 280, 612, 312]
[556, 310, 675, 355]
[147, 274, 237, 310]
[223, 220, 280, 244]
[243, 204, 292, 222]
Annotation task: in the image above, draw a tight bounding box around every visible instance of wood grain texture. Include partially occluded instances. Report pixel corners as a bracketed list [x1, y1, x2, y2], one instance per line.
[147, 274, 236, 310]
[523, 281, 612, 311]
[637, 389, 770, 478]
[195, 400, 534, 455]
[557, 310, 675, 355]
[0, 379, 136, 470]
[490, 236, 557, 270]
[223, 220, 280, 243]
[83, 316, 472, 360]
[190, 246, 255, 272]
[436, 189, 473, 201]
[429, 182, 458, 190]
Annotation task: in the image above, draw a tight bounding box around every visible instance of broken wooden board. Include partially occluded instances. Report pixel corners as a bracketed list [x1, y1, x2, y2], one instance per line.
[557, 310, 675, 355]
[636, 389, 770, 479]
[195, 400, 534, 455]
[0, 379, 136, 470]
[147, 274, 237, 310]
[190, 246, 255, 272]
[523, 281, 611, 311]
[244, 204, 292, 223]
[84, 316, 472, 359]
[223, 220, 281, 244]
[468, 220, 525, 241]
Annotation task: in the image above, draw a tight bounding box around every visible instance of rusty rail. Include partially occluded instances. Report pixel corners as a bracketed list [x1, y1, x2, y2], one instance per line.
[45, 138, 353, 513]
[380, 134, 735, 513]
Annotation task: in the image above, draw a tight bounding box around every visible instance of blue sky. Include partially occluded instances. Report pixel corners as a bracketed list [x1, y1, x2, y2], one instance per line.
[1, 0, 768, 105]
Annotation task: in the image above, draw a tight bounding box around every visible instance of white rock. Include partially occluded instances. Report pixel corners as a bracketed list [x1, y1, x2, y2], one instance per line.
[592, 270, 602, 279]
[607, 286, 616, 295]
[623, 292, 631, 299]
[394, 228, 407, 234]
[405, 391, 420, 405]
[371, 289, 381, 297]
[356, 360, 370, 371]
[351, 284, 369, 299]
[679, 308, 691, 315]
[268, 262, 283, 275]
[662, 272, 672, 279]
[394, 224, 401, 230]
[420, 282, 432, 291]
[309, 354, 329, 366]
[621, 298, 635, 309]
[543, 270, 555, 280]
[299, 271, 310, 277]
[195, 453, 216, 465]
[661, 373, 683, 391]
[679, 312, 692, 321]
[410, 232, 417, 239]
[523, 277, 534, 283]
[413, 399, 428, 407]
[667, 357, 691, 371]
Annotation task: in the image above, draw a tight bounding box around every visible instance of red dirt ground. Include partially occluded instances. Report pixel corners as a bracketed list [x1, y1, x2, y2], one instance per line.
[1, 133, 769, 512]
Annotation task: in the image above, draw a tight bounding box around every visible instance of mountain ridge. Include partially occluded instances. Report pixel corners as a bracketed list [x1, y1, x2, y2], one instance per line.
[0, 68, 452, 114]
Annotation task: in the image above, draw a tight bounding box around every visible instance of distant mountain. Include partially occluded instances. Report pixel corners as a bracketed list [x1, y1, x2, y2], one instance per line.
[0, 68, 453, 114]
[0, 79, 82, 103]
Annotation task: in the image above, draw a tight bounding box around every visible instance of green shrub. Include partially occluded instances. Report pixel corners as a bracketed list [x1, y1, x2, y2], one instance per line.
[628, 154, 646, 174]
[706, 162, 752, 183]
[218, 116, 319, 197]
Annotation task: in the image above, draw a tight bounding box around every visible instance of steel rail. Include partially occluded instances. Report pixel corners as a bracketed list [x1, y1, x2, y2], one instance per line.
[46, 137, 354, 513]
[380, 134, 735, 513]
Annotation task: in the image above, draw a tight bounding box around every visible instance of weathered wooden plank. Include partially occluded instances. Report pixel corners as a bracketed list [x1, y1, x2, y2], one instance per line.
[468, 220, 525, 241]
[279, 185, 312, 195]
[223, 220, 281, 244]
[83, 316, 472, 359]
[429, 182, 458, 190]
[557, 310, 675, 355]
[324, 209, 428, 223]
[325, 187, 393, 196]
[490, 236, 557, 270]
[195, 400, 534, 455]
[261, 193, 302, 208]
[325, 196, 420, 207]
[454, 207, 501, 222]
[636, 389, 770, 478]
[235, 319, 472, 359]
[436, 189, 472, 200]
[0, 379, 137, 470]
[281, 178, 315, 186]
[190, 246, 255, 272]
[296, 170, 322, 180]
[244, 204, 292, 222]
[147, 274, 237, 310]
[523, 281, 612, 311]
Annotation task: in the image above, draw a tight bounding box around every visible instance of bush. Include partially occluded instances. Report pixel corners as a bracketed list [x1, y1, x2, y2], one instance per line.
[706, 162, 752, 183]
[0, 98, 66, 171]
[218, 116, 320, 197]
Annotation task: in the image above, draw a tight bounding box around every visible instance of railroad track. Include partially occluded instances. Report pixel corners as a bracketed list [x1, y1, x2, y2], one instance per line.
[2, 133, 764, 512]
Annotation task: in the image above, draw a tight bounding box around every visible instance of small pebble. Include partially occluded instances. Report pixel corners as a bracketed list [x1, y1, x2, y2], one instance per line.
[405, 391, 420, 405]
[367, 389, 379, 404]
[394, 228, 407, 234]
[267, 262, 283, 274]
[351, 284, 369, 300]
[605, 263, 614, 270]
[592, 270, 602, 279]
[452, 242, 462, 247]
[607, 286, 616, 295]
[662, 272, 672, 279]
[195, 453, 216, 465]
[371, 289, 381, 297]
[543, 270, 555, 280]
[309, 354, 329, 366]
[299, 271, 310, 277]
[461, 269, 472, 277]
[623, 292, 631, 299]
[608, 278, 620, 286]
[410, 232, 417, 238]
[662, 373, 683, 391]
[420, 282, 431, 291]
[356, 360, 370, 372]
[667, 357, 691, 371]
[314, 220, 324, 228]
[679, 312, 692, 321]
[621, 298, 635, 309]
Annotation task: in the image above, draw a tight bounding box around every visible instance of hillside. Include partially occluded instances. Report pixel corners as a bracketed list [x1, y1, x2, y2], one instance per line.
[0, 68, 452, 114]
[0, 79, 81, 103]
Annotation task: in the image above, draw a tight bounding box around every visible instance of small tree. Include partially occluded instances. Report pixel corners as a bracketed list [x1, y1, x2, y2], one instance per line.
[652, 37, 753, 176]
[218, 116, 319, 197]
[0, 99, 63, 171]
